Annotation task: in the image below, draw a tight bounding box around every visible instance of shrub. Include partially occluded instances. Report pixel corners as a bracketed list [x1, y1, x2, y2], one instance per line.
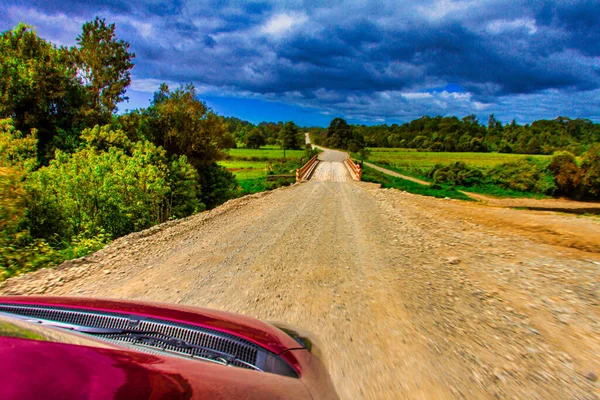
[580, 144, 600, 197]
[427, 162, 484, 187]
[548, 151, 582, 197]
[485, 158, 556, 194]
[25, 132, 200, 242]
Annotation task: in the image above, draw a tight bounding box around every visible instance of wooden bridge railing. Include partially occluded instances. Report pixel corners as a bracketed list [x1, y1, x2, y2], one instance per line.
[345, 157, 362, 181]
[296, 155, 319, 182]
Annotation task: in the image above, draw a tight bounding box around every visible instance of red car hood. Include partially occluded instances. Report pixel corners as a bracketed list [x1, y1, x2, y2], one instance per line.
[0, 336, 311, 400]
[0, 296, 302, 355]
[0, 296, 336, 399]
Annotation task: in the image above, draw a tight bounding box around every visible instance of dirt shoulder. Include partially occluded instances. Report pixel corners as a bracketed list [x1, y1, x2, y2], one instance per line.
[1, 180, 599, 399]
[467, 192, 600, 212]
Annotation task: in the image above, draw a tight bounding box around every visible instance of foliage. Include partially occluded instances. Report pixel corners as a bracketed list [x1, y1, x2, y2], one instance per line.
[148, 83, 227, 165]
[324, 117, 366, 152]
[237, 177, 266, 195]
[483, 159, 556, 194]
[580, 144, 600, 197]
[0, 119, 38, 171]
[279, 121, 302, 155]
[74, 17, 135, 121]
[427, 162, 484, 187]
[425, 158, 556, 195]
[26, 128, 200, 242]
[244, 128, 266, 149]
[0, 121, 60, 279]
[195, 162, 237, 209]
[352, 115, 600, 155]
[0, 24, 81, 161]
[303, 146, 320, 160]
[548, 151, 582, 197]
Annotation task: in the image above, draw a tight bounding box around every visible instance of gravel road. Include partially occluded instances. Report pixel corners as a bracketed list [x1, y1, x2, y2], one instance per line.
[2, 149, 599, 399]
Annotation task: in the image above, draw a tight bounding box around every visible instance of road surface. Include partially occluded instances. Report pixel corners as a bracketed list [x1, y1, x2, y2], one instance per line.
[2, 148, 599, 399]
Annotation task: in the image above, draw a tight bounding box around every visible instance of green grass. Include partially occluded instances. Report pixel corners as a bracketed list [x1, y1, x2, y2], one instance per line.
[361, 148, 556, 199]
[218, 160, 268, 180]
[225, 145, 306, 160]
[366, 148, 550, 171]
[362, 165, 472, 201]
[237, 177, 267, 194]
[363, 160, 431, 181]
[219, 156, 303, 196]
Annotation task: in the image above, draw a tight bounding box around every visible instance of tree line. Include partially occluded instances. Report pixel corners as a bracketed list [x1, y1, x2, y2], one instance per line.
[0, 20, 239, 279]
[223, 117, 303, 152]
[349, 115, 600, 155]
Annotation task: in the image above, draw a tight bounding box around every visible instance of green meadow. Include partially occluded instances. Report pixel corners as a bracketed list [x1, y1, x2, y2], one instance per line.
[225, 145, 306, 160]
[366, 148, 550, 171]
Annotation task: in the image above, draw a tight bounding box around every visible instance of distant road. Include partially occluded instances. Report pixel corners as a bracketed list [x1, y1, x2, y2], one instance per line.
[305, 132, 351, 178]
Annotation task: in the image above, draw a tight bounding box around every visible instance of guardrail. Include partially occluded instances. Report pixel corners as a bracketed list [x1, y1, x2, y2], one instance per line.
[266, 174, 296, 181]
[296, 155, 319, 182]
[345, 157, 362, 181]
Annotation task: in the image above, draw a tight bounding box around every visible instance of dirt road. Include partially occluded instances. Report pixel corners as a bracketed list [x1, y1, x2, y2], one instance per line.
[2, 149, 599, 399]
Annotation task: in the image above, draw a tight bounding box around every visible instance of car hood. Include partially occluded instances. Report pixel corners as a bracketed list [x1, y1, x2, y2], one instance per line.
[0, 335, 311, 400]
[0, 302, 313, 400]
[0, 296, 303, 354]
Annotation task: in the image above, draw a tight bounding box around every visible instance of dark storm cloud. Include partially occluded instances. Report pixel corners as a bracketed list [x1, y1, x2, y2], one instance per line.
[3, 0, 600, 123]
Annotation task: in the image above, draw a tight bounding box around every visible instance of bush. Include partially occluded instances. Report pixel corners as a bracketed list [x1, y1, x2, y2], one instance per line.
[25, 131, 200, 242]
[427, 162, 484, 187]
[195, 162, 237, 209]
[548, 151, 582, 197]
[580, 144, 600, 197]
[485, 158, 556, 194]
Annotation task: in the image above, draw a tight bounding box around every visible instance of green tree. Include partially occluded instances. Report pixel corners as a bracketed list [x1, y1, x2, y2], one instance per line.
[147, 83, 237, 207]
[0, 119, 58, 279]
[0, 119, 38, 171]
[74, 17, 135, 122]
[326, 117, 351, 149]
[244, 128, 266, 149]
[148, 83, 226, 164]
[0, 23, 81, 161]
[279, 121, 301, 157]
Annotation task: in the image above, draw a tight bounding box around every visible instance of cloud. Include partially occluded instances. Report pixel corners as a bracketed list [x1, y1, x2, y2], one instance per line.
[260, 12, 307, 37]
[2, 0, 600, 124]
[487, 18, 537, 35]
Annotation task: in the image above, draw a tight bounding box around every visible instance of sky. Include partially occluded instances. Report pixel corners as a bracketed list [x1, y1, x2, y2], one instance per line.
[2, 0, 600, 126]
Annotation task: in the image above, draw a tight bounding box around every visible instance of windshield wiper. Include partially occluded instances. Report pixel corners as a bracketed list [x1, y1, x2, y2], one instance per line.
[4, 313, 260, 371]
[93, 328, 260, 370]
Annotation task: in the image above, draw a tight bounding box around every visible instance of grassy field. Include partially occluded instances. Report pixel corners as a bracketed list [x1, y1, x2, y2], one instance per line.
[359, 148, 554, 199]
[218, 160, 268, 180]
[225, 145, 306, 160]
[219, 146, 307, 195]
[362, 166, 472, 201]
[366, 148, 550, 170]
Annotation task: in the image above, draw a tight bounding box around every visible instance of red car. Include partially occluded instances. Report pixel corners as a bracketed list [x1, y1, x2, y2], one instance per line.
[0, 296, 338, 399]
